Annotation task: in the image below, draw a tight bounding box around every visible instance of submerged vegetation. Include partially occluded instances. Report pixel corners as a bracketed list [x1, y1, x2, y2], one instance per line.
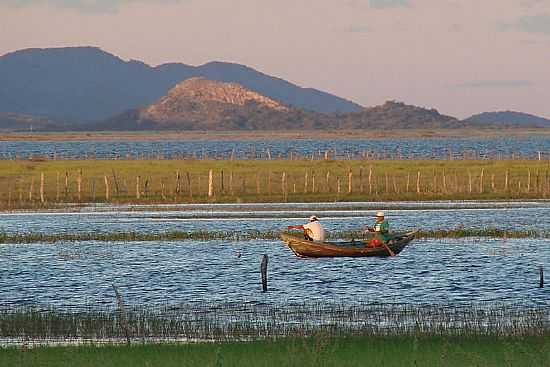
[0, 228, 547, 244]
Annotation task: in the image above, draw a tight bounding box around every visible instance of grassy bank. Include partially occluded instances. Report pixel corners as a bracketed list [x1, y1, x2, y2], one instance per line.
[1, 159, 550, 208]
[1, 336, 549, 367]
[0, 228, 547, 244]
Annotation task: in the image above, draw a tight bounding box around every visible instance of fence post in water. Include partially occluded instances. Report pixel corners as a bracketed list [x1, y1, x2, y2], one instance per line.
[282, 172, 287, 202]
[337, 177, 341, 200]
[348, 169, 353, 194]
[540, 266, 544, 288]
[527, 170, 531, 193]
[261, 254, 268, 292]
[416, 171, 421, 194]
[40, 172, 45, 204]
[112, 284, 131, 345]
[220, 169, 225, 193]
[208, 169, 214, 198]
[304, 171, 308, 193]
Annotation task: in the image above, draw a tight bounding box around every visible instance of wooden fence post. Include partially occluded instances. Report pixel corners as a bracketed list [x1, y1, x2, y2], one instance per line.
[208, 169, 214, 198]
[229, 171, 234, 196]
[220, 169, 225, 193]
[359, 166, 364, 193]
[77, 170, 82, 202]
[40, 173, 45, 204]
[347, 169, 353, 194]
[527, 169, 531, 193]
[304, 171, 309, 193]
[65, 171, 69, 199]
[505, 170, 509, 192]
[369, 166, 373, 194]
[56, 172, 60, 202]
[406, 172, 410, 193]
[311, 171, 316, 193]
[468, 170, 472, 194]
[104, 175, 110, 201]
[186, 172, 193, 200]
[337, 177, 341, 200]
[479, 168, 484, 194]
[261, 255, 268, 292]
[282, 172, 287, 202]
[416, 171, 421, 194]
[136, 176, 141, 199]
[29, 177, 35, 202]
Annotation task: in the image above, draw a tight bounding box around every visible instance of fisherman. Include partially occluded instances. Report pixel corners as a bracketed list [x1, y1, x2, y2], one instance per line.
[365, 211, 390, 246]
[288, 215, 326, 242]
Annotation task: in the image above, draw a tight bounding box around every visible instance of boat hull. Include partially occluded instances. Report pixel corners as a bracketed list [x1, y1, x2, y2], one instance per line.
[281, 231, 416, 258]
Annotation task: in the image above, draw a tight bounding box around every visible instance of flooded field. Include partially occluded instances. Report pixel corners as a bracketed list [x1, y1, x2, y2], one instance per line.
[0, 201, 548, 309]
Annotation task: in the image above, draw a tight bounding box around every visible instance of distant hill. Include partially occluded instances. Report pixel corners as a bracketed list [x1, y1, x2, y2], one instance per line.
[339, 101, 463, 129]
[0, 47, 362, 122]
[98, 80, 464, 130]
[464, 111, 550, 127]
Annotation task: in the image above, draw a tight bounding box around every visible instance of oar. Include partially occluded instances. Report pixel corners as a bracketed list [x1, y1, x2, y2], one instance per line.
[382, 242, 396, 257]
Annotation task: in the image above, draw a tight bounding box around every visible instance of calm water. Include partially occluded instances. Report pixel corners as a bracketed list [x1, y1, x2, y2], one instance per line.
[2, 137, 550, 159]
[0, 238, 547, 308]
[0, 201, 549, 308]
[1, 201, 550, 234]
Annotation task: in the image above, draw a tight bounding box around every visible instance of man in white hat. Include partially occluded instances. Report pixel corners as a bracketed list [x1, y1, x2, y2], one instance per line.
[288, 215, 326, 242]
[366, 211, 390, 243]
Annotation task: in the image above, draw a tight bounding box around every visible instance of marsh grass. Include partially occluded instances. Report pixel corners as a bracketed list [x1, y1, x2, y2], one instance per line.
[1, 159, 550, 208]
[0, 303, 547, 346]
[0, 228, 546, 244]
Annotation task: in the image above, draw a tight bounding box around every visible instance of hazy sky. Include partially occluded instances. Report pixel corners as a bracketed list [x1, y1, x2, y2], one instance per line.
[1, 0, 549, 118]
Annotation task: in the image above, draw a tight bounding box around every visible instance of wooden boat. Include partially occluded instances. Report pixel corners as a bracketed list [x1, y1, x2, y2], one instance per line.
[281, 230, 417, 258]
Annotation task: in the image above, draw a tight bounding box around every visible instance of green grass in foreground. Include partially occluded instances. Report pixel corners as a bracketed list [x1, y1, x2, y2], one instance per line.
[1, 336, 549, 367]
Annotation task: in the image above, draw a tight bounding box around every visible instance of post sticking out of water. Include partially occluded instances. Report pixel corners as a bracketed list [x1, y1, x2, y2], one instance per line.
[261, 254, 268, 292]
[540, 266, 544, 288]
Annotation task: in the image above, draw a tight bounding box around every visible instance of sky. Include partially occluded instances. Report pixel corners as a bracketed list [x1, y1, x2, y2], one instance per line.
[1, 0, 549, 118]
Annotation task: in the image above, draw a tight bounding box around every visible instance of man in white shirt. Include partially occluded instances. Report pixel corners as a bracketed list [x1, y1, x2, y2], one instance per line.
[288, 215, 326, 242]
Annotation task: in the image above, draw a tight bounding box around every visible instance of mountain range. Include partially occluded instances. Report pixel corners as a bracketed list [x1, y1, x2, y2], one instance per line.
[0, 46, 548, 131]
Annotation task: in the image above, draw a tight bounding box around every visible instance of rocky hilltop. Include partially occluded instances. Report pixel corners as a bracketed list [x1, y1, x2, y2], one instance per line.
[100, 79, 465, 130]
[142, 77, 288, 124]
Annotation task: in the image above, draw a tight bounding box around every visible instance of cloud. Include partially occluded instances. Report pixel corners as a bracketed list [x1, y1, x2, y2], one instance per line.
[2, 0, 181, 14]
[369, 0, 409, 9]
[498, 14, 550, 35]
[455, 80, 533, 88]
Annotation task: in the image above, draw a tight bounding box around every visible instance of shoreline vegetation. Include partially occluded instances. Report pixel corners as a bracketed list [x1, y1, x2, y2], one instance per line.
[0, 228, 546, 244]
[2, 159, 550, 209]
[0, 303, 548, 366]
[3, 127, 550, 141]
